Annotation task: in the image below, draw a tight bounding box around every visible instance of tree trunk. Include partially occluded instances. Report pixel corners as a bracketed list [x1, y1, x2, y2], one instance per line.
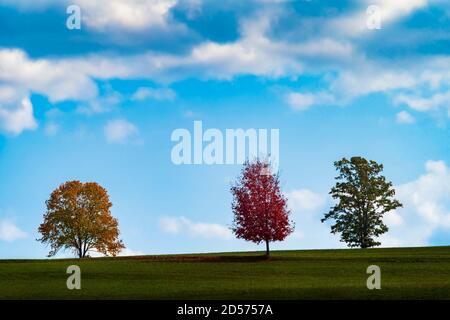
[82, 241, 88, 258]
[265, 240, 270, 257]
[77, 235, 83, 258]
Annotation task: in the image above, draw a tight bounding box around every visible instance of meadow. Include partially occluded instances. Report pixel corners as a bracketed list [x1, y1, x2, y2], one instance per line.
[0, 246, 449, 299]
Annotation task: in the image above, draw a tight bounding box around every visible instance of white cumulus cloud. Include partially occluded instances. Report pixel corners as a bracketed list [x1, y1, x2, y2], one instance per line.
[75, 0, 177, 31]
[288, 189, 327, 214]
[0, 0, 178, 32]
[0, 3, 448, 133]
[380, 160, 450, 247]
[0, 220, 27, 242]
[0, 49, 97, 103]
[395, 90, 450, 113]
[0, 97, 37, 135]
[132, 87, 176, 101]
[396, 111, 416, 124]
[286, 92, 335, 111]
[331, 0, 429, 37]
[104, 119, 139, 144]
[397, 160, 450, 228]
[159, 216, 233, 240]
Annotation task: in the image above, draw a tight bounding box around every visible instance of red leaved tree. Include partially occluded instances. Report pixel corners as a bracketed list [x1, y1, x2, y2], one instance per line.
[231, 159, 294, 257]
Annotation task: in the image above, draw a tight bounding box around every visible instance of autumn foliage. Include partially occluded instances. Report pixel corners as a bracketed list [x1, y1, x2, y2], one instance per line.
[231, 160, 294, 256]
[38, 181, 125, 258]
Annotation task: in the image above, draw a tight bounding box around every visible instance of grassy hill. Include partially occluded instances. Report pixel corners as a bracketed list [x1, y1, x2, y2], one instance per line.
[1, 246, 449, 299]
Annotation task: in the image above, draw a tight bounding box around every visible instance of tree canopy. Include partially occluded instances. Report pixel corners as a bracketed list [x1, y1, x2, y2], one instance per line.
[38, 180, 125, 258]
[231, 159, 294, 256]
[322, 157, 402, 248]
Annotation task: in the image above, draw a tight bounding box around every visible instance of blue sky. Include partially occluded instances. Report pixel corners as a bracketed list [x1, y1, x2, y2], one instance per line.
[0, 0, 449, 258]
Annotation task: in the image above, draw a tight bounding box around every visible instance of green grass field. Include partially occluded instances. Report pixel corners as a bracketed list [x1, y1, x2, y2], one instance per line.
[1, 246, 449, 299]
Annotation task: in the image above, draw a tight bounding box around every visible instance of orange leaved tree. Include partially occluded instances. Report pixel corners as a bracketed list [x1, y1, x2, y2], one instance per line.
[38, 180, 125, 258]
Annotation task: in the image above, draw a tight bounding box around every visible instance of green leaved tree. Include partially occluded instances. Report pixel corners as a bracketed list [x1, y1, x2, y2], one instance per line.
[321, 157, 402, 248]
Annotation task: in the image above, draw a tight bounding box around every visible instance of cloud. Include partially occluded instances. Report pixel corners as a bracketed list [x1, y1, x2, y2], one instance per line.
[383, 211, 404, 226]
[286, 92, 335, 111]
[285, 93, 316, 111]
[330, 64, 417, 100]
[0, 97, 38, 135]
[0, 50, 97, 134]
[374, 0, 429, 23]
[0, 0, 178, 31]
[397, 160, 450, 228]
[0, 49, 97, 103]
[396, 111, 416, 124]
[159, 216, 233, 240]
[0, 85, 27, 104]
[104, 119, 139, 144]
[0, 19, 408, 118]
[75, 0, 177, 31]
[380, 160, 450, 247]
[0, 11, 299, 118]
[377, 234, 403, 248]
[131, 87, 176, 101]
[77, 90, 123, 115]
[289, 56, 450, 117]
[181, 15, 351, 80]
[288, 189, 327, 214]
[0, 4, 448, 127]
[395, 91, 450, 112]
[331, 0, 429, 37]
[0, 220, 27, 242]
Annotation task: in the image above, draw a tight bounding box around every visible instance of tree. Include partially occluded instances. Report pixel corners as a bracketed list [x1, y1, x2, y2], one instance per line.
[231, 159, 294, 257]
[38, 180, 125, 258]
[321, 157, 402, 248]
